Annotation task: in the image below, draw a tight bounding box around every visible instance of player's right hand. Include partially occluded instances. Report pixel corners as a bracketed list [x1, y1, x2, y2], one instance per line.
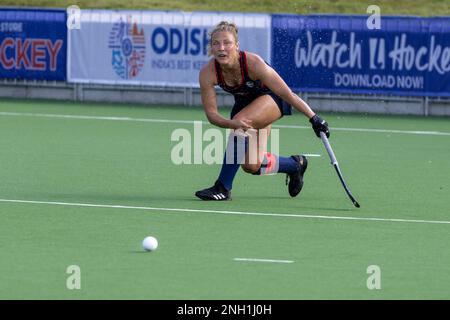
[309, 114, 330, 138]
[230, 118, 253, 131]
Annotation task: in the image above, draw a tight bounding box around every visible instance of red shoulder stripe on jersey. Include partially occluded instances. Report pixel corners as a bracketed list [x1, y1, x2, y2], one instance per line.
[241, 51, 250, 81]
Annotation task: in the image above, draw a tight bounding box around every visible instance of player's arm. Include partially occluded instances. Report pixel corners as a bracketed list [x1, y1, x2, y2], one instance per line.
[247, 53, 329, 137]
[247, 53, 315, 118]
[199, 62, 252, 130]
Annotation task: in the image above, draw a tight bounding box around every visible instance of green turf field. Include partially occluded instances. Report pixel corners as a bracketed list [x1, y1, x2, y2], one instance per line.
[0, 99, 449, 299]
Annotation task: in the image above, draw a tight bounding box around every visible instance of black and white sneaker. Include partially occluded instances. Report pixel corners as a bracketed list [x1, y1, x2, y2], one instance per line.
[286, 155, 308, 197]
[195, 180, 231, 201]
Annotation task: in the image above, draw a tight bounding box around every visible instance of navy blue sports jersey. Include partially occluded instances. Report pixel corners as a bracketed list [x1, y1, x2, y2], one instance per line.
[214, 51, 292, 119]
[214, 51, 271, 99]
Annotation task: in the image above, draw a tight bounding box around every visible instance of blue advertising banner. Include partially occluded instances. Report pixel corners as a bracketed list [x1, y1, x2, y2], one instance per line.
[272, 15, 450, 97]
[0, 9, 67, 81]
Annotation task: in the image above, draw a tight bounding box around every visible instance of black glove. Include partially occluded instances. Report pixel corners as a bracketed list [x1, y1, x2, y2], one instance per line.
[309, 114, 330, 138]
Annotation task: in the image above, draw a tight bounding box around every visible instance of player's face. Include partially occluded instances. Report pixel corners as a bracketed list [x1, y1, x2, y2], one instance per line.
[211, 31, 239, 66]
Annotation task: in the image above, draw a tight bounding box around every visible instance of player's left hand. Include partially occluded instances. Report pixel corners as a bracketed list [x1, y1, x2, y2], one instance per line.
[309, 114, 330, 138]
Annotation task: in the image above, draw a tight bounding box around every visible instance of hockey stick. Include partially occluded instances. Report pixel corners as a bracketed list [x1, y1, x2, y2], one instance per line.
[320, 132, 360, 208]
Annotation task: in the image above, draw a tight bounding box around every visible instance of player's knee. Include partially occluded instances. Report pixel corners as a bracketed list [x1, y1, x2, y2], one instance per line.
[241, 163, 261, 174]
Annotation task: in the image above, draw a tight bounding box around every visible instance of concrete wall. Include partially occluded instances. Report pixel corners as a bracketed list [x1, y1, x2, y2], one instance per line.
[0, 80, 449, 116]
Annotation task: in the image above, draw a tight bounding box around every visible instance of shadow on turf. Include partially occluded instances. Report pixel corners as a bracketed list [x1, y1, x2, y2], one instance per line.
[129, 250, 155, 254]
[190, 197, 354, 213]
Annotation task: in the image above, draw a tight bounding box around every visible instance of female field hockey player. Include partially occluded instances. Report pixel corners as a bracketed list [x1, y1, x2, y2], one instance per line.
[195, 21, 330, 201]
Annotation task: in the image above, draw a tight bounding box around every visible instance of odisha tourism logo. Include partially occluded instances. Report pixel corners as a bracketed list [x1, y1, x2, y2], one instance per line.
[108, 16, 146, 79]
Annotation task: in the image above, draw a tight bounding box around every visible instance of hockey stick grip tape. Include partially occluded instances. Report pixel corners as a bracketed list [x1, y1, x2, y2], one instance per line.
[320, 132, 338, 165]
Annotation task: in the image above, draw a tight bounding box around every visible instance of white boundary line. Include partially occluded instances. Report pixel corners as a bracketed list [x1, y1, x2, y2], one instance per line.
[234, 258, 294, 264]
[0, 198, 449, 225]
[1, 111, 449, 136]
[303, 154, 321, 157]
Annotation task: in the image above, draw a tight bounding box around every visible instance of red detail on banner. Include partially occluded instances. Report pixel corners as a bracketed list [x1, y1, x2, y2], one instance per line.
[0, 38, 63, 71]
